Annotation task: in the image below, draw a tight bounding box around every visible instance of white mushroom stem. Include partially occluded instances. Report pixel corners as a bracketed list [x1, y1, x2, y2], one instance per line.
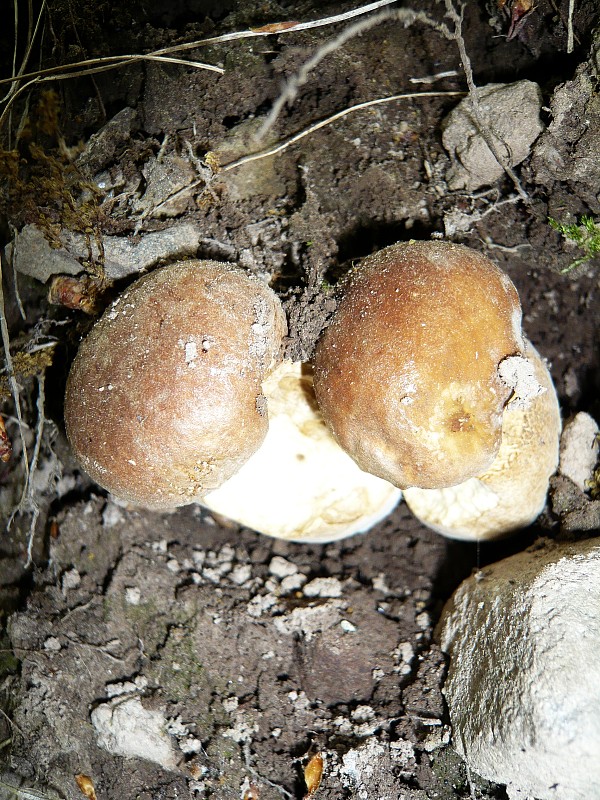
[404, 342, 561, 540]
[202, 361, 402, 542]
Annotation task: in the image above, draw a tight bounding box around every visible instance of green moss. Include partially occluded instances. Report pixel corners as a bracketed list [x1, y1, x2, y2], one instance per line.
[0, 644, 19, 677]
[148, 625, 204, 702]
[429, 747, 506, 799]
[549, 215, 600, 272]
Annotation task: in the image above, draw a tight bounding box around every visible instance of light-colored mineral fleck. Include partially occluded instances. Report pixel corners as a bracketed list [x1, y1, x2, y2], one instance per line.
[91, 696, 178, 769]
[303, 577, 343, 598]
[559, 411, 599, 491]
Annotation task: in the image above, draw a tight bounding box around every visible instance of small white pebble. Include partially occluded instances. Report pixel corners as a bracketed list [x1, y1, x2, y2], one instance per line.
[218, 544, 236, 563]
[102, 502, 124, 528]
[351, 705, 375, 723]
[62, 568, 81, 593]
[269, 556, 298, 579]
[44, 636, 62, 652]
[559, 411, 600, 491]
[372, 573, 391, 594]
[125, 586, 141, 605]
[280, 573, 306, 593]
[229, 564, 252, 585]
[303, 577, 343, 598]
[416, 611, 430, 630]
[179, 737, 203, 755]
[340, 619, 357, 633]
[222, 697, 238, 713]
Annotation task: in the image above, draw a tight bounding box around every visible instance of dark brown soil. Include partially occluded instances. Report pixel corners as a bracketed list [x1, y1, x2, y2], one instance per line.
[0, 2, 598, 799]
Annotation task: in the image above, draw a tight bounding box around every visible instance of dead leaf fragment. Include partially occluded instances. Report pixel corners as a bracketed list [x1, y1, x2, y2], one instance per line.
[303, 752, 324, 799]
[250, 21, 299, 33]
[75, 774, 97, 800]
[0, 416, 12, 462]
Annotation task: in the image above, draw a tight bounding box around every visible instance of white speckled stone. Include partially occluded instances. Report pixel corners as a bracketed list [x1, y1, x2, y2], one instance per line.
[559, 412, 599, 492]
[439, 538, 600, 800]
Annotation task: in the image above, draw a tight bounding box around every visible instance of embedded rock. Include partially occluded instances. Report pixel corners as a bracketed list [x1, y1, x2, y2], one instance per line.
[442, 81, 543, 191]
[8, 222, 204, 283]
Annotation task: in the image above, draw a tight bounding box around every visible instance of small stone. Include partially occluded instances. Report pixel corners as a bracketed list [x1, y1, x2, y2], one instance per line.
[268, 556, 298, 579]
[280, 573, 306, 593]
[303, 577, 343, 598]
[8, 222, 204, 283]
[91, 696, 178, 770]
[61, 568, 81, 593]
[229, 564, 252, 585]
[102, 502, 124, 528]
[559, 412, 599, 492]
[442, 81, 543, 191]
[125, 586, 141, 605]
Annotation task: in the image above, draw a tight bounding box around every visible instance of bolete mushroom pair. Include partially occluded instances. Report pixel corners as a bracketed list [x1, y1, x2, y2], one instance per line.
[64, 241, 561, 542]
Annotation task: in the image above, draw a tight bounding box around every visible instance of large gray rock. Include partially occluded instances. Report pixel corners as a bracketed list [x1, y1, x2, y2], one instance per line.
[442, 80, 543, 191]
[439, 538, 600, 800]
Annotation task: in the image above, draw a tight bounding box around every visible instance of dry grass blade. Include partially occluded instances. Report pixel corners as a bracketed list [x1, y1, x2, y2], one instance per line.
[0, 255, 28, 492]
[0, 56, 223, 131]
[148, 90, 465, 217]
[1, 0, 47, 106]
[257, 6, 448, 139]
[229, 90, 466, 171]
[0, 53, 224, 88]
[441, 0, 529, 201]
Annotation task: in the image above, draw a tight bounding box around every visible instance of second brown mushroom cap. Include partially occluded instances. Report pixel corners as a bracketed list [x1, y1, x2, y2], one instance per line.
[312, 240, 535, 491]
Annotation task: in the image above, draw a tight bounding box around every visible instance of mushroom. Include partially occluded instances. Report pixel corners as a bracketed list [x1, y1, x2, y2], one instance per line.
[64, 260, 286, 509]
[312, 240, 529, 490]
[403, 341, 561, 539]
[202, 360, 402, 542]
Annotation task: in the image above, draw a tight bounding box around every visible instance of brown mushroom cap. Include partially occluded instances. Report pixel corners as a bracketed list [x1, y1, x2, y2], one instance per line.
[404, 341, 561, 539]
[64, 260, 286, 508]
[312, 240, 524, 489]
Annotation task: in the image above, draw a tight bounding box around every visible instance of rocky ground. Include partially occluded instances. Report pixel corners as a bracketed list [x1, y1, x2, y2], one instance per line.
[0, 1, 598, 799]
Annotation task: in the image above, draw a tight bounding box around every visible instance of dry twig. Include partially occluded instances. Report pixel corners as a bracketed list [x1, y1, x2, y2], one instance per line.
[148, 90, 465, 218]
[257, 6, 448, 139]
[0, 255, 28, 491]
[441, 0, 529, 201]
